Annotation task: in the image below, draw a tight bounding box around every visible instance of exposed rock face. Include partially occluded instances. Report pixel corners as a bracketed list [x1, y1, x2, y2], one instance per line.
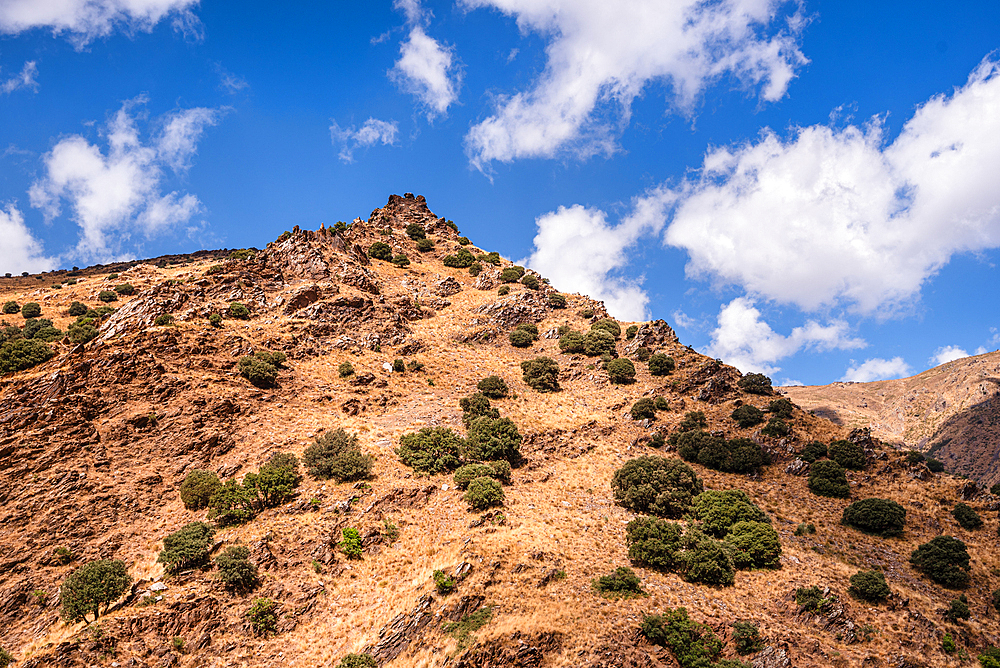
[367, 594, 436, 662]
[453, 631, 563, 668]
[623, 319, 679, 354]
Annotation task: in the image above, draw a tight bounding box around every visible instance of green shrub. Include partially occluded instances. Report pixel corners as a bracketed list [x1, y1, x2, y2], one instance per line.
[731, 405, 764, 428]
[515, 322, 539, 338]
[732, 621, 764, 655]
[68, 301, 88, 316]
[591, 318, 621, 338]
[68, 320, 98, 344]
[23, 318, 61, 341]
[926, 457, 945, 472]
[1, 301, 18, 314]
[208, 479, 256, 526]
[433, 569, 455, 594]
[692, 489, 769, 537]
[910, 536, 971, 588]
[417, 238, 434, 252]
[154, 314, 174, 326]
[579, 308, 594, 319]
[97, 291, 118, 303]
[392, 358, 405, 372]
[521, 357, 560, 392]
[655, 396, 669, 411]
[246, 598, 277, 636]
[766, 398, 794, 418]
[981, 646, 1000, 668]
[405, 223, 426, 240]
[678, 533, 735, 583]
[611, 456, 702, 518]
[114, 283, 135, 295]
[848, 570, 890, 602]
[548, 293, 567, 308]
[368, 242, 392, 260]
[946, 594, 971, 622]
[509, 328, 534, 348]
[640, 608, 723, 667]
[626, 517, 682, 570]
[206, 264, 226, 275]
[499, 267, 523, 283]
[481, 251, 501, 265]
[725, 521, 781, 569]
[808, 460, 850, 498]
[459, 392, 500, 426]
[303, 429, 373, 482]
[799, 441, 827, 463]
[249, 454, 301, 507]
[466, 416, 522, 463]
[592, 566, 645, 598]
[737, 373, 772, 395]
[228, 302, 250, 319]
[626, 324, 639, 339]
[699, 436, 766, 474]
[392, 254, 410, 267]
[238, 355, 277, 387]
[841, 498, 906, 537]
[468, 262, 482, 276]
[397, 427, 463, 473]
[761, 417, 789, 438]
[584, 329, 616, 356]
[0, 338, 54, 375]
[338, 362, 354, 377]
[607, 358, 636, 384]
[558, 330, 585, 353]
[341, 528, 363, 559]
[631, 398, 657, 421]
[208, 313, 222, 327]
[477, 375, 508, 399]
[215, 545, 258, 592]
[648, 353, 675, 376]
[444, 248, 476, 268]
[407, 359, 424, 372]
[180, 470, 222, 510]
[0, 648, 12, 668]
[521, 274, 540, 290]
[60, 560, 132, 623]
[794, 586, 828, 612]
[943, 633, 956, 654]
[828, 439, 866, 470]
[634, 347, 652, 362]
[454, 462, 509, 489]
[953, 502, 983, 530]
[497, 285, 510, 296]
[338, 654, 378, 668]
[158, 521, 215, 573]
[464, 476, 504, 510]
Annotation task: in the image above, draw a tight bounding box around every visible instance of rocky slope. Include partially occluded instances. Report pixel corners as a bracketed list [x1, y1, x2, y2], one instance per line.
[1, 193, 999, 668]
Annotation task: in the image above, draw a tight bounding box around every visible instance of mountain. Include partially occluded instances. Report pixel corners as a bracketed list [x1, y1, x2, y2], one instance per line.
[781, 353, 1000, 486]
[1, 193, 999, 668]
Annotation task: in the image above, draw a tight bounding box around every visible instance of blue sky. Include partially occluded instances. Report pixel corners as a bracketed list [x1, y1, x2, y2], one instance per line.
[2, 0, 1000, 386]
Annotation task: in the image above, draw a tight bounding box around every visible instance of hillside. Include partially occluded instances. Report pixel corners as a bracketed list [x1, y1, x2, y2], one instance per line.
[781, 353, 1000, 486]
[1, 193, 1000, 668]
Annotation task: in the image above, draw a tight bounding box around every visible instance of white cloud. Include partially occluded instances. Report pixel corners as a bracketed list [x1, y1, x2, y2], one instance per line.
[666, 56, 1000, 315]
[214, 64, 248, 94]
[28, 100, 220, 261]
[704, 297, 866, 375]
[0, 204, 57, 275]
[930, 345, 970, 366]
[330, 118, 399, 163]
[672, 309, 696, 330]
[841, 357, 912, 383]
[0, 0, 200, 46]
[521, 187, 676, 321]
[461, 0, 806, 168]
[390, 22, 461, 117]
[975, 346, 989, 355]
[1, 61, 38, 95]
[780, 379, 804, 387]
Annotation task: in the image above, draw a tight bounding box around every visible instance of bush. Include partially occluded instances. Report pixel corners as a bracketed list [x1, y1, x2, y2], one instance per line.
[23, 318, 61, 341]
[731, 405, 764, 428]
[648, 353, 675, 376]
[607, 358, 636, 384]
[946, 594, 971, 622]
[841, 498, 906, 537]
[0, 338, 54, 375]
[548, 293, 567, 308]
[558, 330, 585, 353]
[849, 570, 890, 602]
[592, 566, 645, 598]
[208, 479, 257, 526]
[459, 393, 500, 426]
[208, 313, 223, 327]
[454, 462, 509, 489]
[228, 302, 250, 319]
[737, 373, 772, 395]
[338, 362, 354, 377]
[497, 285, 510, 296]
[640, 607, 723, 667]
[795, 586, 829, 612]
[584, 329, 616, 356]
[444, 248, 476, 268]
[676, 431, 765, 474]
[154, 314, 174, 326]
[215, 545, 258, 592]
[368, 241, 392, 260]
[634, 347, 652, 362]
[477, 375, 508, 399]
[68, 301, 88, 316]
[238, 355, 277, 387]
[626, 517, 683, 570]
[468, 262, 482, 276]
[799, 441, 827, 463]
[761, 417, 789, 438]
[631, 398, 657, 421]
[466, 416, 522, 463]
[246, 598, 277, 636]
[397, 427, 463, 474]
[392, 358, 405, 373]
[828, 439, 866, 470]
[655, 397, 669, 411]
[509, 328, 534, 348]
[21, 302, 42, 317]
[591, 318, 621, 338]
[97, 290, 118, 303]
[180, 470, 222, 510]
[60, 560, 132, 623]
[249, 454, 301, 507]
[521, 357, 560, 392]
[626, 324, 639, 339]
[405, 223, 426, 240]
[725, 521, 781, 569]
[433, 569, 455, 594]
[766, 398, 794, 418]
[808, 460, 850, 498]
[392, 254, 410, 267]
[910, 536, 971, 588]
[158, 521, 215, 573]
[114, 283, 135, 295]
[516, 322, 539, 338]
[943, 634, 956, 654]
[927, 457, 945, 472]
[0, 648, 12, 668]
[464, 477, 503, 510]
[953, 502, 983, 530]
[993, 589, 1000, 614]
[338, 654, 378, 668]
[68, 320, 98, 344]
[521, 274, 540, 290]
[341, 528, 363, 559]
[1, 301, 17, 314]
[679, 411, 708, 431]
[733, 621, 764, 655]
[417, 238, 434, 252]
[692, 489, 769, 537]
[304, 429, 373, 482]
[612, 456, 703, 518]
[681, 533, 736, 586]
[981, 647, 1000, 668]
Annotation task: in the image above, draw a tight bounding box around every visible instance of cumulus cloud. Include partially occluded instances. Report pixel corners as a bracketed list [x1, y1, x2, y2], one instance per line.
[29, 100, 220, 261]
[461, 0, 806, 168]
[666, 56, 1000, 315]
[521, 187, 676, 321]
[0, 0, 200, 46]
[330, 118, 399, 163]
[0, 204, 57, 275]
[704, 297, 866, 375]
[389, 0, 461, 118]
[841, 357, 912, 383]
[1, 60, 38, 95]
[930, 345, 970, 366]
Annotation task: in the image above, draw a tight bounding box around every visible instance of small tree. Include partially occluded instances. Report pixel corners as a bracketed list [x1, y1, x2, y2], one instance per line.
[731, 404, 764, 428]
[799, 441, 827, 463]
[228, 302, 250, 319]
[338, 362, 354, 377]
[417, 238, 434, 252]
[1, 301, 18, 314]
[368, 242, 392, 260]
[433, 569, 455, 594]
[828, 439, 866, 470]
[680, 535, 735, 586]
[114, 283, 135, 295]
[592, 567, 645, 598]
[0, 338, 55, 375]
[692, 489, 769, 538]
[216, 545, 258, 592]
[340, 528, 363, 559]
[612, 457, 703, 518]
[97, 291, 118, 303]
[626, 517, 683, 570]
[208, 479, 256, 526]
[724, 521, 781, 569]
[631, 398, 657, 421]
[238, 355, 277, 388]
[808, 460, 850, 498]
[464, 477, 504, 510]
[465, 416, 522, 463]
[910, 536, 970, 588]
[737, 373, 772, 395]
[648, 353, 675, 376]
[250, 455, 301, 507]
[68, 301, 88, 316]
[591, 318, 621, 338]
[952, 502, 983, 530]
[246, 598, 277, 636]
[640, 607, 723, 665]
[459, 392, 500, 426]
[454, 462, 508, 489]
[405, 223, 426, 240]
[606, 358, 636, 384]
[548, 293, 567, 308]
[60, 560, 132, 623]
[396, 427, 464, 473]
[841, 498, 906, 537]
[509, 328, 534, 348]
[304, 429, 374, 482]
[521, 274, 540, 290]
[732, 621, 764, 655]
[583, 329, 616, 356]
[158, 522, 215, 573]
[521, 357, 560, 392]
[20, 302, 42, 317]
[761, 417, 789, 438]
[558, 330, 585, 353]
[946, 594, 971, 622]
[477, 375, 508, 399]
[849, 570, 890, 602]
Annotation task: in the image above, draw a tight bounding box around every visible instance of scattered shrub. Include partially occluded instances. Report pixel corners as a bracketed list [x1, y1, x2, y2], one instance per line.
[405, 223, 426, 240]
[849, 570, 891, 602]
[464, 477, 503, 510]
[457, 235, 470, 244]
[205, 313, 222, 327]
[406, 359, 424, 372]
[692, 489, 769, 537]
[732, 621, 764, 655]
[466, 417, 522, 463]
[981, 646, 1000, 668]
[799, 441, 827, 463]
[828, 439, 866, 470]
[497, 285, 510, 296]
[795, 586, 829, 612]
[953, 502, 983, 530]
[634, 347, 652, 362]
[631, 398, 657, 420]
[338, 654, 378, 668]
[648, 353, 675, 376]
[731, 405, 765, 428]
[607, 358, 636, 384]
[499, 267, 523, 283]
[910, 536, 971, 588]
[454, 462, 509, 489]
[368, 241, 392, 260]
[626, 516, 683, 570]
[794, 523, 816, 536]
[392, 254, 411, 267]
[392, 358, 405, 372]
[154, 314, 174, 326]
[761, 417, 789, 438]
[246, 598, 277, 636]
[477, 375, 508, 399]
[338, 362, 354, 377]
[612, 456, 703, 518]
[238, 355, 277, 387]
[946, 594, 971, 622]
[97, 291, 118, 303]
[521, 274, 540, 290]
[416, 238, 434, 252]
[1, 301, 18, 314]
[626, 324, 639, 339]
[558, 330, 585, 353]
[468, 262, 482, 276]
[228, 302, 249, 319]
[340, 528, 363, 559]
[249, 454, 301, 507]
[68, 320, 98, 344]
[509, 328, 534, 348]
[158, 521, 215, 573]
[114, 283, 135, 295]
[397, 427, 464, 474]
[60, 560, 132, 623]
[516, 322, 539, 338]
[737, 373, 772, 395]
[766, 398, 794, 418]
[180, 470, 222, 510]
[592, 566, 645, 598]
[459, 393, 500, 426]
[23, 318, 61, 341]
[841, 498, 906, 537]
[444, 248, 476, 268]
[943, 633, 956, 654]
[21, 302, 42, 317]
[591, 318, 621, 338]
[0, 648, 12, 668]
[808, 460, 850, 498]
[655, 396, 669, 411]
[433, 569, 455, 594]
[548, 293, 567, 308]
[640, 607, 723, 667]
[521, 357, 560, 392]
[676, 431, 766, 474]
[579, 308, 595, 319]
[724, 521, 781, 569]
[926, 457, 945, 472]
[68, 301, 88, 316]
[0, 338, 54, 375]
[584, 329, 616, 356]
[303, 429, 373, 482]
[215, 545, 258, 592]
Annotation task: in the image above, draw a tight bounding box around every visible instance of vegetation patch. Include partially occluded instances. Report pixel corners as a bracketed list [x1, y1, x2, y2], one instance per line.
[807, 460, 850, 498]
[849, 570, 890, 602]
[692, 489, 769, 538]
[60, 560, 132, 623]
[521, 357, 560, 392]
[396, 427, 464, 474]
[158, 521, 215, 573]
[477, 375, 508, 398]
[612, 456, 703, 518]
[216, 545, 258, 592]
[952, 502, 983, 530]
[737, 373, 772, 395]
[606, 358, 636, 384]
[592, 566, 645, 598]
[731, 404, 764, 428]
[464, 477, 504, 510]
[724, 521, 782, 569]
[841, 498, 906, 537]
[910, 536, 970, 588]
[304, 429, 374, 482]
[828, 439, 866, 470]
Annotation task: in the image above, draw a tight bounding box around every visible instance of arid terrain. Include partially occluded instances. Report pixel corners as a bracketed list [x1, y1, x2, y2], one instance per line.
[1, 194, 999, 668]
